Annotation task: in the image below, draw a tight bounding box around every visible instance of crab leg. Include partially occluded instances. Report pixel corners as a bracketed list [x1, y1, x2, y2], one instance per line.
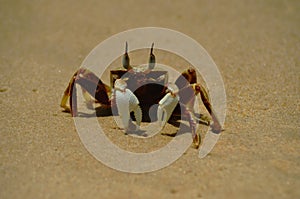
[70, 78, 77, 116]
[194, 84, 222, 133]
[175, 84, 202, 147]
[61, 82, 72, 112]
[60, 68, 111, 116]
[176, 68, 222, 130]
[61, 71, 78, 114]
[183, 105, 200, 148]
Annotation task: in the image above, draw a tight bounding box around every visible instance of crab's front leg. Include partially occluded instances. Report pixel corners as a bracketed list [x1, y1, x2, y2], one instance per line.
[60, 68, 112, 116]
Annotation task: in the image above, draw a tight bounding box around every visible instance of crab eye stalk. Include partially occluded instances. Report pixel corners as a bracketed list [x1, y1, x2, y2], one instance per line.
[122, 42, 131, 70]
[148, 42, 155, 70]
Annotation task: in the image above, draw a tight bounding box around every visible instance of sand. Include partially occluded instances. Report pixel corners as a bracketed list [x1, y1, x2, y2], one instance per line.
[0, 0, 299, 198]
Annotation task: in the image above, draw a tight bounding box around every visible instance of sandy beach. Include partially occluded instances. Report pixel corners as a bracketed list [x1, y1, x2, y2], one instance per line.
[0, 0, 299, 198]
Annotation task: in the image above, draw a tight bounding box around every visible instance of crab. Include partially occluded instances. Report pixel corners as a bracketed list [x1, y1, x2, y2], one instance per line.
[60, 42, 222, 148]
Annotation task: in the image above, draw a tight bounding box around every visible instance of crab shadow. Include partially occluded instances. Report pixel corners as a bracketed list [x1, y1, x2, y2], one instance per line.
[76, 106, 113, 117]
[124, 121, 193, 138]
[126, 129, 148, 137]
[75, 106, 210, 138]
[77, 104, 209, 125]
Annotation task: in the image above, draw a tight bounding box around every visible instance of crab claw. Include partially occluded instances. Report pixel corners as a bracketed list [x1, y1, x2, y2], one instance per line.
[114, 79, 142, 133]
[157, 85, 179, 128]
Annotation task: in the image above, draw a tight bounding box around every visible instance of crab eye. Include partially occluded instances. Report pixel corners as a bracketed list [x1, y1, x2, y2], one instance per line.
[148, 42, 156, 70]
[188, 68, 195, 74]
[122, 42, 131, 70]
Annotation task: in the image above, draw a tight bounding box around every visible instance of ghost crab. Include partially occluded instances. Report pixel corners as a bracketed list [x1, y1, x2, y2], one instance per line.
[61, 42, 222, 148]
